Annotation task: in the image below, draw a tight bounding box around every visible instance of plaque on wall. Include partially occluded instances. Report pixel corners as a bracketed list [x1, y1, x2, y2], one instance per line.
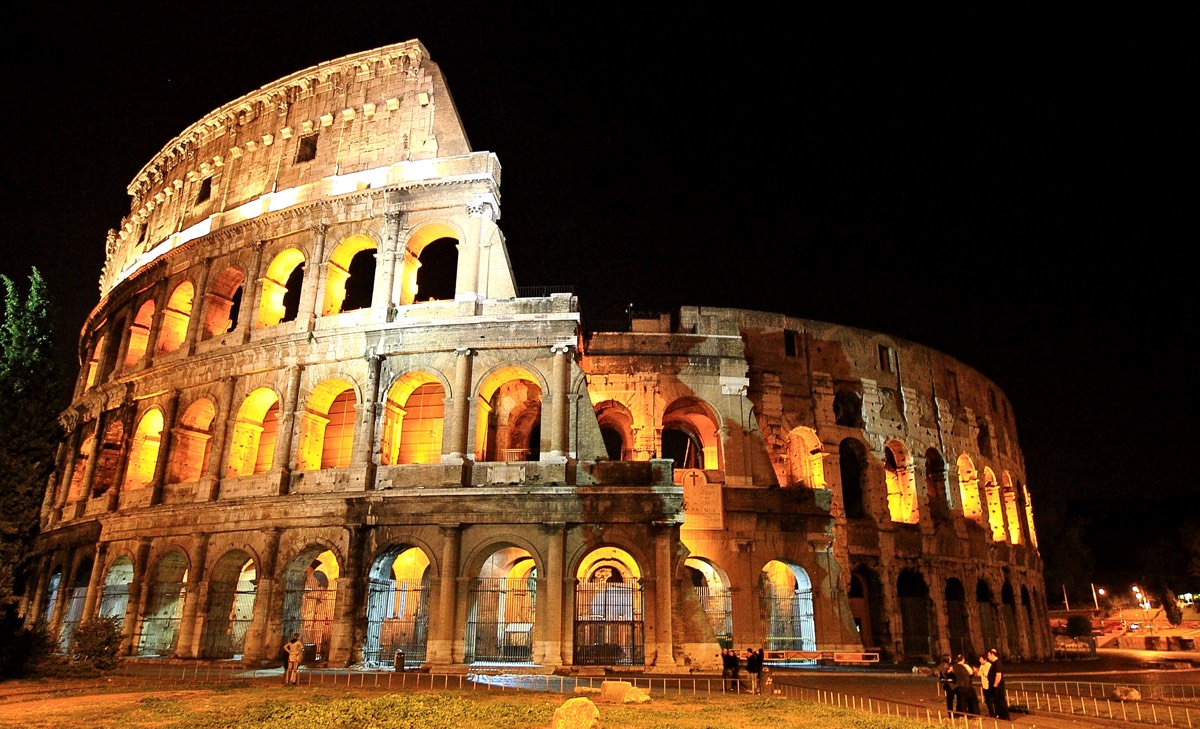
[679, 468, 723, 531]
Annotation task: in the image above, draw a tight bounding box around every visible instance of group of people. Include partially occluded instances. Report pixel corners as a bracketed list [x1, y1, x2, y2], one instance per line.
[720, 647, 766, 693]
[935, 649, 1009, 720]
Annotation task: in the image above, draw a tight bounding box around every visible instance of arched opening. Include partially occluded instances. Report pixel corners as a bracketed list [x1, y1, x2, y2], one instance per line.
[574, 547, 644, 666]
[1000, 581, 1018, 656]
[897, 570, 932, 660]
[839, 439, 868, 519]
[661, 397, 720, 470]
[924, 448, 950, 520]
[782, 426, 825, 489]
[945, 578, 971, 657]
[381, 373, 445, 465]
[123, 408, 165, 492]
[137, 551, 188, 657]
[685, 557, 733, 647]
[84, 333, 106, 389]
[1002, 473, 1022, 544]
[759, 560, 816, 654]
[957, 454, 982, 524]
[168, 399, 216, 484]
[976, 580, 998, 654]
[226, 388, 280, 477]
[124, 299, 156, 367]
[594, 400, 634, 461]
[257, 249, 306, 328]
[884, 441, 918, 523]
[98, 557, 135, 629]
[156, 281, 194, 354]
[476, 367, 542, 462]
[98, 318, 123, 381]
[323, 236, 377, 315]
[833, 388, 864, 428]
[58, 557, 93, 649]
[65, 422, 98, 503]
[200, 551, 257, 659]
[983, 467, 1005, 541]
[281, 548, 339, 662]
[202, 266, 244, 339]
[849, 566, 884, 651]
[43, 569, 62, 627]
[1021, 484, 1039, 550]
[297, 379, 356, 470]
[413, 237, 458, 302]
[465, 547, 537, 664]
[363, 546, 430, 668]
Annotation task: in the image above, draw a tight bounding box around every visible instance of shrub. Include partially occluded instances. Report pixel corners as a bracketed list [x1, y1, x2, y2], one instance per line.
[1065, 615, 1093, 638]
[0, 610, 57, 678]
[69, 616, 124, 670]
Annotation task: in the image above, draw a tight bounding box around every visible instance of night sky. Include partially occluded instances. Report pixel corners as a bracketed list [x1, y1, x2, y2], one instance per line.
[2, 6, 1192, 594]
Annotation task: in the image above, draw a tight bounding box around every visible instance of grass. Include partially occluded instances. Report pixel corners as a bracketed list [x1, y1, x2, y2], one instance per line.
[0, 684, 936, 729]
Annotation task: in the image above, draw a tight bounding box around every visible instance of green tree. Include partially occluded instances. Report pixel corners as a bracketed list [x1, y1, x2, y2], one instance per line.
[0, 268, 68, 610]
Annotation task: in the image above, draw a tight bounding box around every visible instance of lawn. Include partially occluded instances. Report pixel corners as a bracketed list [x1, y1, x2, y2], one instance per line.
[0, 684, 934, 728]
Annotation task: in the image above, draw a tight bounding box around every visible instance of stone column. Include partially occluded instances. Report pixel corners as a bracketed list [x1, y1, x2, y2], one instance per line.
[180, 261, 210, 356]
[652, 522, 677, 667]
[142, 281, 169, 369]
[48, 554, 73, 638]
[80, 542, 108, 626]
[300, 223, 330, 331]
[547, 344, 572, 459]
[429, 524, 462, 664]
[207, 376, 238, 500]
[106, 403, 140, 511]
[53, 426, 84, 519]
[239, 242, 266, 344]
[175, 533, 210, 658]
[329, 526, 368, 664]
[149, 389, 180, 506]
[375, 211, 406, 316]
[242, 527, 281, 663]
[354, 355, 382, 471]
[75, 413, 106, 507]
[454, 201, 486, 300]
[273, 365, 305, 492]
[442, 349, 473, 462]
[539, 522, 565, 666]
[122, 538, 152, 655]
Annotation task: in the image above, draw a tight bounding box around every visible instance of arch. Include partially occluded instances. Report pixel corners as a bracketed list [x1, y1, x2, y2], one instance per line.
[123, 408, 165, 492]
[1002, 472, 1022, 544]
[199, 550, 257, 658]
[42, 568, 62, 627]
[685, 557, 733, 646]
[124, 299, 156, 367]
[924, 448, 951, 518]
[98, 556, 135, 628]
[760, 560, 816, 653]
[982, 467, 1006, 541]
[404, 223, 461, 304]
[595, 400, 634, 461]
[297, 378, 357, 470]
[281, 547, 339, 662]
[476, 365, 543, 462]
[1000, 581, 1018, 656]
[202, 266, 245, 339]
[227, 388, 280, 476]
[956, 454, 982, 524]
[168, 398, 216, 483]
[323, 234, 378, 315]
[381, 371, 446, 465]
[363, 545, 431, 667]
[573, 546, 644, 666]
[896, 570, 932, 660]
[849, 566, 884, 651]
[1021, 484, 1039, 550]
[884, 440, 919, 523]
[257, 248, 306, 328]
[661, 397, 721, 470]
[839, 438, 869, 519]
[976, 579, 998, 654]
[833, 388, 864, 428]
[137, 550, 188, 656]
[156, 281, 194, 354]
[944, 578, 971, 657]
[83, 333, 107, 389]
[58, 557, 93, 649]
[783, 426, 826, 489]
[88, 418, 126, 499]
[465, 546, 538, 664]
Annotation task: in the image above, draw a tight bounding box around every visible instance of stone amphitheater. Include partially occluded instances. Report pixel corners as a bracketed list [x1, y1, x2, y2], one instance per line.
[28, 40, 1052, 671]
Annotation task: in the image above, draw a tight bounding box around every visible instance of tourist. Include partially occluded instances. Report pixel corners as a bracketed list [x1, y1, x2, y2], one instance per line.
[746, 647, 764, 694]
[284, 633, 305, 686]
[952, 654, 978, 715]
[987, 648, 1011, 720]
[978, 652, 994, 716]
[935, 654, 956, 712]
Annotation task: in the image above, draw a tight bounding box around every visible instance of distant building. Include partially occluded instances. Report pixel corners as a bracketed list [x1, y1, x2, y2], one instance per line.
[29, 40, 1050, 670]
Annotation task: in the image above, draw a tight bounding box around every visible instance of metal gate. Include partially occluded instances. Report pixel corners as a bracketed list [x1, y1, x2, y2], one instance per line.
[946, 599, 972, 657]
[363, 578, 428, 668]
[899, 596, 932, 658]
[465, 577, 536, 663]
[695, 584, 733, 646]
[200, 582, 256, 658]
[98, 583, 130, 628]
[760, 586, 816, 652]
[58, 587, 87, 649]
[137, 580, 185, 656]
[979, 602, 997, 655]
[573, 580, 644, 666]
[281, 582, 335, 661]
[1000, 603, 1017, 655]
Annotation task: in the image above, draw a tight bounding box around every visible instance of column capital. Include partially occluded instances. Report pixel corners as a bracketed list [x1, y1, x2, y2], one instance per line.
[454, 347, 474, 357]
[466, 195, 498, 219]
[550, 342, 574, 355]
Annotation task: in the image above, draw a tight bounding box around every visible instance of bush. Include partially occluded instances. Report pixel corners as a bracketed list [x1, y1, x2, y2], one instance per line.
[1066, 615, 1093, 638]
[69, 616, 124, 670]
[0, 609, 57, 678]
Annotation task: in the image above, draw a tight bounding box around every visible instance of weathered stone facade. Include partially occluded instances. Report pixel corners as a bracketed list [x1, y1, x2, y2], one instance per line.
[30, 40, 1050, 671]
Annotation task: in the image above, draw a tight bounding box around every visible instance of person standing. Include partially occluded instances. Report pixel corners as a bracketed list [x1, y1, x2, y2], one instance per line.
[988, 648, 1011, 720]
[746, 648, 764, 694]
[978, 653, 995, 716]
[935, 655, 956, 713]
[284, 633, 305, 686]
[952, 654, 978, 716]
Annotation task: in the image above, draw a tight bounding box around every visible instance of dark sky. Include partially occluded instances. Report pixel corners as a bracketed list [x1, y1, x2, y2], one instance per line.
[1, 6, 1193, 588]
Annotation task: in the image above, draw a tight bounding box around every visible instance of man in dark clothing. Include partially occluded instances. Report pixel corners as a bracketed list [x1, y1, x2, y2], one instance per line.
[952, 654, 978, 716]
[721, 648, 738, 690]
[746, 648, 764, 694]
[935, 655, 956, 712]
[988, 649, 1011, 720]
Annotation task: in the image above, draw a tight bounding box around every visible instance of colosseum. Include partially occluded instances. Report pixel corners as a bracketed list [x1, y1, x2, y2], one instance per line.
[29, 39, 1051, 672]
